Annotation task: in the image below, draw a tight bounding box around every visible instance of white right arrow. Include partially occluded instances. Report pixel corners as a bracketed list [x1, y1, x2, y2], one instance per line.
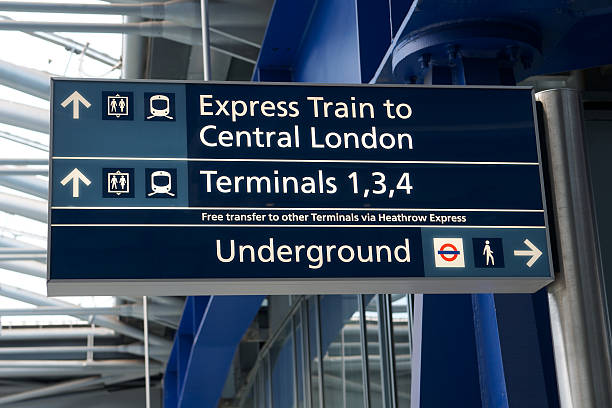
[514, 239, 543, 268]
[60, 168, 91, 198]
[60, 91, 91, 119]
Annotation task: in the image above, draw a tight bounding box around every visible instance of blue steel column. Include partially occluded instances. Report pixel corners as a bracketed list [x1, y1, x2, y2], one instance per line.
[410, 51, 560, 407]
[253, 1, 561, 406]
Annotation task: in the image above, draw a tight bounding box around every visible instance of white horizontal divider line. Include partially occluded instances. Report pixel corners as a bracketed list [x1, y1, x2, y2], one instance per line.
[50, 206, 545, 212]
[52, 156, 540, 166]
[51, 224, 547, 228]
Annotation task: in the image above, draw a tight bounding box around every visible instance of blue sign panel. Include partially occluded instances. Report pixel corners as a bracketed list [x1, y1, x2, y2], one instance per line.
[48, 79, 553, 295]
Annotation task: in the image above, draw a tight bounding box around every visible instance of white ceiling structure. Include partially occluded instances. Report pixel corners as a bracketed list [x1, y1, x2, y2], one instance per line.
[0, 0, 273, 405]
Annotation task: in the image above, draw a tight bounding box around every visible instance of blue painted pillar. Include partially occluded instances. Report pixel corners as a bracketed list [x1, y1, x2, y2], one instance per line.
[412, 56, 559, 407]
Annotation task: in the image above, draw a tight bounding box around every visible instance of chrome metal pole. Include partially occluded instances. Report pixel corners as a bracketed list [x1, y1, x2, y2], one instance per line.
[537, 88, 612, 408]
[143, 296, 151, 408]
[200, 0, 211, 80]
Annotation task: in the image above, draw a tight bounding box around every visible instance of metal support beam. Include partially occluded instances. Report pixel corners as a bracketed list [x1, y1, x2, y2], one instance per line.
[0, 0, 202, 28]
[0, 59, 50, 100]
[0, 175, 48, 199]
[0, 191, 47, 222]
[0, 15, 119, 67]
[0, 304, 181, 317]
[0, 159, 47, 165]
[0, 376, 104, 405]
[0, 19, 200, 46]
[0, 0, 263, 49]
[537, 88, 612, 408]
[121, 15, 145, 79]
[0, 359, 159, 369]
[0, 344, 167, 356]
[0, 99, 48, 134]
[0, 260, 46, 278]
[0, 327, 117, 340]
[201, 0, 212, 80]
[0, 19, 259, 61]
[0, 166, 48, 176]
[148, 296, 184, 308]
[0, 234, 39, 248]
[0, 360, 163, 379]
[0, 283, 172, 347]
[0, 129, 48, 152]
[0, 248, 46, 261]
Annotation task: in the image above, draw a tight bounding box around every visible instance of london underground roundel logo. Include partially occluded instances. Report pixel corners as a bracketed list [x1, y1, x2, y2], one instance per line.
[433, 238, 465, 267]
[438, 243, 459, 261]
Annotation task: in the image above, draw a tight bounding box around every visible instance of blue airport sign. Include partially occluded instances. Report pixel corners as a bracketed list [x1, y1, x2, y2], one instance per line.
[48, 79, 553, 295]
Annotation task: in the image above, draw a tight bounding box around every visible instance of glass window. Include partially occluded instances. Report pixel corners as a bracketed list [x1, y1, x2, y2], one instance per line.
[243, 389, 255, 408]
[308, 297, 320, 407]
[264, 355, 271, 408]
[294, 312, 305, 408]
[392, 295, 411, 406]
[365, 295, 384, 408]
[320, 294, 365, 408]
[256, 371, 265, 408]
[270, 324, 295, 408]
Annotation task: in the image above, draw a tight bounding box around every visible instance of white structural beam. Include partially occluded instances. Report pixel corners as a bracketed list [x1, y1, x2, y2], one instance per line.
[0, 360, 163, 378]
[0, 19, 259, 62]
[0, 376, 104, 405]
[0, 234, 40, 248]
[0, 191, 47, 222]
[0, 59, 50, 100]
[0, 283, 172, 347]
[0, 129, 48, 152]
[0, 175, 48, 199]
[0, 15, 120, 67]
[0, 327, 117, 340]
[0, 0, 201, 27]
[0, 99, 48, 134]
[0, 1, 262, 48]
[0, 19, 200, 46]
[0, 159, 47, 165]
[0, 344, 168, 357]
[0, 166, 48, 176]
[0, 248, 46, 261]
[0, 260, 46, 277]
[0, 304, 181, 317]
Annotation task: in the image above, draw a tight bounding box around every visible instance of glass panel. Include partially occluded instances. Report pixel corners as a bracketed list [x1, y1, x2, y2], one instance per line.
[294, 312, 305, 408]
[320, 295, 365, 408]
[366, 295, 384, 408]
[264, 355, 271, 408]
[392, 295, 411, 407]
[256, 371, 265, 408]
[270, 323, 296, 408]
[243, 388, 255, 408]
[391, 295, 412, 407]
[308, 297, 320, 406]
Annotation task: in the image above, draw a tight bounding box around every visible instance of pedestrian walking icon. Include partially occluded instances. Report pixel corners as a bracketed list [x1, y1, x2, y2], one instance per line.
[483, 240, 494, 265]
[473, 238, 504, 268]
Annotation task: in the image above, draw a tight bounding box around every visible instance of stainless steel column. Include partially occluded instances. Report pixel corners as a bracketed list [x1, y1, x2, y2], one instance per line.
[200, 0, 212, 80]
[537, 88, 612, 408]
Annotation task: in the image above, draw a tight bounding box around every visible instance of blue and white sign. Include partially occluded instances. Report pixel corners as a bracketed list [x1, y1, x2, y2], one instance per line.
[48, 79, 553, 295]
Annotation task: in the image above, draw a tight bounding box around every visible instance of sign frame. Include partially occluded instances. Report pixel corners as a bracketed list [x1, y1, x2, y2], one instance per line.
[47, 79, 555, 295]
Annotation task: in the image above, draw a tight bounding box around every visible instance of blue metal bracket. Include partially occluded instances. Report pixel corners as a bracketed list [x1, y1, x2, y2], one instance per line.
[392, 20, 541, 83]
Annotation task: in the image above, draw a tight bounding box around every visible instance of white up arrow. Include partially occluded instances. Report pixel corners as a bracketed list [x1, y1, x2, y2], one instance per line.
[513, 239, 543, 268]
[60, 91, 91, 119]
[60, 168, 91, 198]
